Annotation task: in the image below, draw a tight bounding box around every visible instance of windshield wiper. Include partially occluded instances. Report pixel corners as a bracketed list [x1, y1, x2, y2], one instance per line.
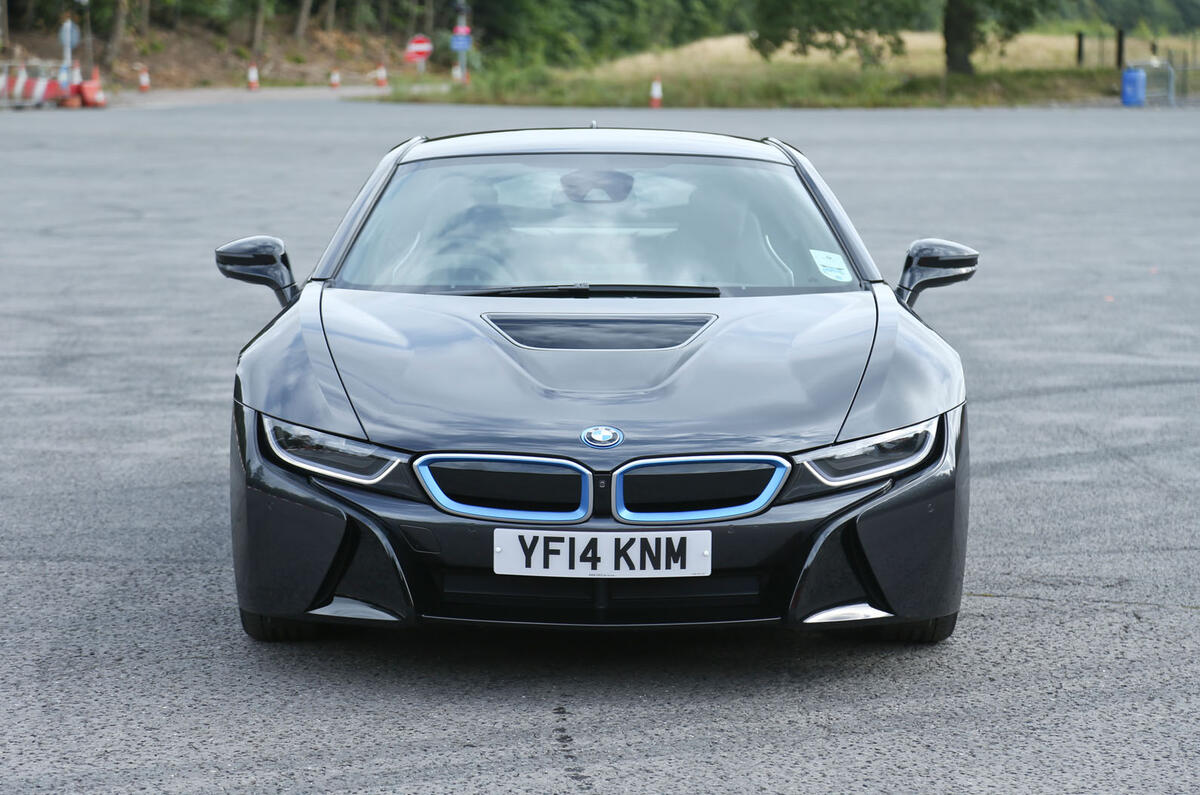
[440, 283, 723, 298]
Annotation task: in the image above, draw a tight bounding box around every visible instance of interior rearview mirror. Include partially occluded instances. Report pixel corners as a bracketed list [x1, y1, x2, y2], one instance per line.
[896, 239, 978, 308]
[215, 235, 299, 308]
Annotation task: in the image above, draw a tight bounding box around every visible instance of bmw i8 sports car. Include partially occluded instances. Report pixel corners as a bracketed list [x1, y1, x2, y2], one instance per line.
[217, 128, 977, 643]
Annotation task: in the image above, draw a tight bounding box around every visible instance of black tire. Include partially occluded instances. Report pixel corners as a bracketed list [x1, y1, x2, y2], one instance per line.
[239, 609, 323, 642]
[861, 612, 957, 643]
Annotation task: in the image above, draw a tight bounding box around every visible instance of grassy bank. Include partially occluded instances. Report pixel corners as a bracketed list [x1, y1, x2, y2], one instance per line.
[381, 30, 1149, 108]
[387, 65, 1120, 108]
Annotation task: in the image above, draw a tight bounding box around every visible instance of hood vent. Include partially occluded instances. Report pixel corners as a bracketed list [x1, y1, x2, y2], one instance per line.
[484, 314, 714, 351]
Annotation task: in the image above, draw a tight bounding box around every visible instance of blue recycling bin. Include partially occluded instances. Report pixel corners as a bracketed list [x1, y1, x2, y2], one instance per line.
[1121, 67, 1146, 107]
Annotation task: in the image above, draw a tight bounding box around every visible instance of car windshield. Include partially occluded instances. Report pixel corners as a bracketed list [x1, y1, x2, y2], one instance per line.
[334, 153, 862, 295]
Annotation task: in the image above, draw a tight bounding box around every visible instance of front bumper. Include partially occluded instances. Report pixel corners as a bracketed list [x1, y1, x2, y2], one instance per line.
[230, 403, 968, 629]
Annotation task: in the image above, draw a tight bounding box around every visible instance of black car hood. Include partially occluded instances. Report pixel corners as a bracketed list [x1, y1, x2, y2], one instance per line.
[320, 287, 877, 468]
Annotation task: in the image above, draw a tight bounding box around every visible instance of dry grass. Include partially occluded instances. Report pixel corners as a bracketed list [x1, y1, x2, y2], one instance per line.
[396, 31, 1146, 109]
[598, 31, 1200, 80]
[440, 67, 1118, 108]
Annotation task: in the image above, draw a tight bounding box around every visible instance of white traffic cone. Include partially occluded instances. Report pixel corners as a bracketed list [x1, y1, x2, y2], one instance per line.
[374, 63, 388, 88]
[247, 62, 260, 91]
[649, 76, 663, 108]
[329, 68, 341, 89]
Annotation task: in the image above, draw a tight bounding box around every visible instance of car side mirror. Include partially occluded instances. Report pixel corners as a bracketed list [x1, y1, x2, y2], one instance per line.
[896, 239, 978, 308]
[215, 235, 299, 308]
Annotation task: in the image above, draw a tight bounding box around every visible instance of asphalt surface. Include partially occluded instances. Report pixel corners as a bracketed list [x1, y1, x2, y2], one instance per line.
[2, 95, 1198, 793]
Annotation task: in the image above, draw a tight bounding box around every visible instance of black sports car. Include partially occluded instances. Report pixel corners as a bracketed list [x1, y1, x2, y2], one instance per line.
[217, 128, 976, 643]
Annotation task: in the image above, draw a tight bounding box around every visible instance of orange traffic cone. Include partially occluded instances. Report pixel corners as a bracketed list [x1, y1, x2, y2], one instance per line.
[649, 76, 663, 108]
[329, 68, 341, 89]
[57, 60, 84, 107]
[138, 64, 150, 92]
[81, 66, 107, 108]
[374, 63, 388, 88]
[247, 62, 260, 91]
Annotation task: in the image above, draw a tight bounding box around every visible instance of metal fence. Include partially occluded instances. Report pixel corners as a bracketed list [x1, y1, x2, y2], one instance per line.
[1129, 53, 1200, 106]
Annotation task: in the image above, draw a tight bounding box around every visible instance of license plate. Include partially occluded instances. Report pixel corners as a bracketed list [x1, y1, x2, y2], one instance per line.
[493, 528, 712, 578]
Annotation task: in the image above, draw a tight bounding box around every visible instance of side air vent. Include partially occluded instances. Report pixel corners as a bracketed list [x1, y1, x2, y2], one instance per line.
[484, 314, 714, 350]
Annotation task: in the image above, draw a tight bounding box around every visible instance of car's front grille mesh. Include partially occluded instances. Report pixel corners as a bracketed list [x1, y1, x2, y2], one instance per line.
[414, 453, 790, 525]
[413, 454, 591, 523]
[426, 463, 581, 513]
[621, 464, 777, 513]
[612, 456, 791, 524]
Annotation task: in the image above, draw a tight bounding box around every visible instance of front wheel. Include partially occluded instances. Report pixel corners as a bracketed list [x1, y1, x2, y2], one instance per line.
[239, 609, 323, 642]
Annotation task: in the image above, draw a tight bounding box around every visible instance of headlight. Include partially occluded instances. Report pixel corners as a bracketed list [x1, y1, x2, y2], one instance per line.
[778, 417, 939, 501]
[262, 416, 405, 484]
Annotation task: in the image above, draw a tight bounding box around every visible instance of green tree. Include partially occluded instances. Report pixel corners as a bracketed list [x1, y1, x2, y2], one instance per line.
[749, 0, 925, 65]
[751, 0, 1055, 74]
[1091, 0, 1200, 33]
[470, 0, 749, 67]
[102, 0, 128, 68]
[294, 0, 314, 39]
[943, 0, 1053, 74]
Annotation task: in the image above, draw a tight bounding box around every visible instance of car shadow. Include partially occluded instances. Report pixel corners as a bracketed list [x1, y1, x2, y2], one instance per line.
[240, 621, 944, 693]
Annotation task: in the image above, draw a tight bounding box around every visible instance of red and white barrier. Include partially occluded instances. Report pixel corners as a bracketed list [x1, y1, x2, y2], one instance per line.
[28, 73, 49, 102]
[2, 61, 69, 108]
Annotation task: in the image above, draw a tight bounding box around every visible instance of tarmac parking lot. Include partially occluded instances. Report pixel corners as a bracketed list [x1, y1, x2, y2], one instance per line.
[2, 97, 1198, 792]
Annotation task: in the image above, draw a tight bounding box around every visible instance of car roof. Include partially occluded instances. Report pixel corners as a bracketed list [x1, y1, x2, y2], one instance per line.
[401, 128, 792, 164]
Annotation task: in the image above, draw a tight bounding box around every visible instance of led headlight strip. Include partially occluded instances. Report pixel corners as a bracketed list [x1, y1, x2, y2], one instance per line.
[261, 416, 406, 485]
[796, 417, 939, 488]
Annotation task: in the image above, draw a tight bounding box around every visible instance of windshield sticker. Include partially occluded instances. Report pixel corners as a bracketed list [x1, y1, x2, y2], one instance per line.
[810, 250, 854, 282]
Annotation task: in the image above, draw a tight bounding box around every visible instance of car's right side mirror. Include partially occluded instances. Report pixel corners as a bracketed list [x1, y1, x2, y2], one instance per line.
[216, 235, 299, 308]
[896, 239, 978, 308]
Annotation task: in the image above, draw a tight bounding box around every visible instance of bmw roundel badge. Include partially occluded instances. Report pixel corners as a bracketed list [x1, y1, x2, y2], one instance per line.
[581, 425, 623, 448]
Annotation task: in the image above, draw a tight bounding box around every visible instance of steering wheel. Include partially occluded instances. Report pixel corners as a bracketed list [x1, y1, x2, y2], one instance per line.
[425, 241, 516, 289]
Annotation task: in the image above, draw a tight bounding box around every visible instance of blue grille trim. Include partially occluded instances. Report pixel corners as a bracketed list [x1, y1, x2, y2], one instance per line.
[413, 453, 593, 524]
[611, 455, 791, 525]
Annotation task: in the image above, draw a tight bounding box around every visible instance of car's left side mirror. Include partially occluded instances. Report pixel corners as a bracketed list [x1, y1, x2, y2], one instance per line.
[215, 235, 299, 308]
[896, 239, 978, 308]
